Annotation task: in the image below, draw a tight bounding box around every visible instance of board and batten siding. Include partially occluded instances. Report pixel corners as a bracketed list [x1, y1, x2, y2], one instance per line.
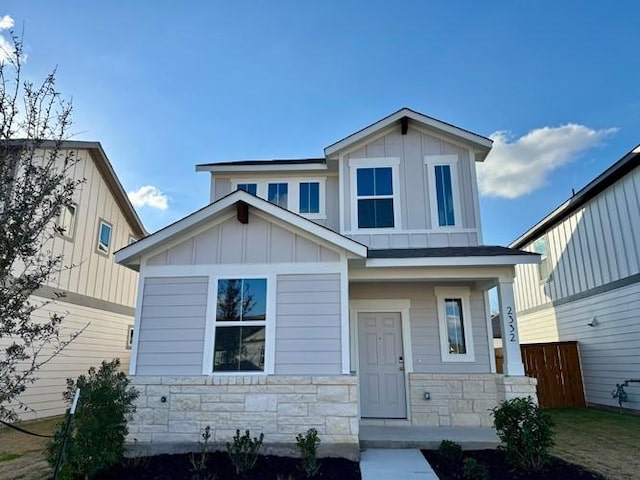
[350, 282, 491, 374]
[147, 213, 340, 266]
[342, 126, 480, 249]
[518, 282, 640, 409]
[9, 296, 134, 419]
[135, 276, 208, 376]
[275, 274, 342, 375]
[47, 148, 139, 308]
[514, 166, 640, 313]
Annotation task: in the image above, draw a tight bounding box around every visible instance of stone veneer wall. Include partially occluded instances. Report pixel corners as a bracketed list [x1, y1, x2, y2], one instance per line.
[408, 373, 538, 427]
[127, 375, 359, 459]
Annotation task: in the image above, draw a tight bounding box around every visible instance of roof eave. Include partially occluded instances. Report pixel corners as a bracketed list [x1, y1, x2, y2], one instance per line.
[365, 254, 541, 268]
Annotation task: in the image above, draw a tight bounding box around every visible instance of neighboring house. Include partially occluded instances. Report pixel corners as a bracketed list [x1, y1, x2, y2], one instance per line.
[511, 145, 640, 410]
[8, 141, 146, 420]
[115, 108, 539, 457]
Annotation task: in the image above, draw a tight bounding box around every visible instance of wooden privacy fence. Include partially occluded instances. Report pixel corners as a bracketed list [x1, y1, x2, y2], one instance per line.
[522, 341, 586, 408]
[496, 341, 586, 408]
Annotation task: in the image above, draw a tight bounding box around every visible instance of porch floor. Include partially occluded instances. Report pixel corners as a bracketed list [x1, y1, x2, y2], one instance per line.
[359, 424, 500, 450]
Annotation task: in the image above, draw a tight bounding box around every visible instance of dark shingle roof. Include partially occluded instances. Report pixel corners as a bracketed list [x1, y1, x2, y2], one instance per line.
[197, 158, 326, 167]
[367, 246, 533, 259]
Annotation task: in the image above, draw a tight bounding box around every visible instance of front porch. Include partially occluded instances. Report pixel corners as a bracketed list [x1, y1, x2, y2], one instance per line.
[359, 424, 499, 450]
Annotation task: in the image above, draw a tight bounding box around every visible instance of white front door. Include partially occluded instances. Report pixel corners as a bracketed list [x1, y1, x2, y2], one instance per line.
[358, 312, 407, 419]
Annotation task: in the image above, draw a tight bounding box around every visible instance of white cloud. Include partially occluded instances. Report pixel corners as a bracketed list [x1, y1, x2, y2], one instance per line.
[478, 124, 617, 198]
[127, 185, 169, 210]
[0, 15, 14, 30]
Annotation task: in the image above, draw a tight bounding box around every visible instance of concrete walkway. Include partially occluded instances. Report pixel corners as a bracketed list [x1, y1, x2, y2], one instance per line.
[360, 449, 439, 480]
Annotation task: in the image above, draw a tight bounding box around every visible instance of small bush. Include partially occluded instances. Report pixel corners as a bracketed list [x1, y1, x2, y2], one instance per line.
[462, 457, 489, 480]
[438, 439, 463, 463]
[491, 396, 554, 472]
[226, 429, 264, 475]
[190, 425, 216, 480]
[47, 359, 138, 479]
[296, 428, 321, 478]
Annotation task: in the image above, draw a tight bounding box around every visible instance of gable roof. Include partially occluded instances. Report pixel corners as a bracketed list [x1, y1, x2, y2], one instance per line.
[114, 189, 367, 269]
[511, 144, 640, 249]
[4, 139, 147, 238]
[324, 108, 493, 160]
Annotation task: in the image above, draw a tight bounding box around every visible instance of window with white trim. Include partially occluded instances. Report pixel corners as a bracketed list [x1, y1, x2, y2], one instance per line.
[213, 278, 267, 372]
[126, 325, 134, 349]
[299, 181, 320, 214]
[267, 183, 288, 208]
[435, 287, 475, 362]
[349, 158, 400, 230]
[97, 220, 113, 254]
[532, 236, 551, 282]
[425, 155, 461, 228]
[237, 183, 257, 195]
[58, 203, 77, 240]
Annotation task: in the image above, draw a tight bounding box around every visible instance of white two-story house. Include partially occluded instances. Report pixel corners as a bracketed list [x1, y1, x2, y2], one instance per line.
[115, 108, 539, 457]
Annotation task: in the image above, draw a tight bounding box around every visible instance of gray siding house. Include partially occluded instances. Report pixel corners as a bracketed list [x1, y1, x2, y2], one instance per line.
[115, 108, 539, 457]
[512, 146, 640, 410]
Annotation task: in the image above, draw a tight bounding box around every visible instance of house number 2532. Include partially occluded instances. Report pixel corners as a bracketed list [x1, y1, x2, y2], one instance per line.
[507, 306, 516, 342]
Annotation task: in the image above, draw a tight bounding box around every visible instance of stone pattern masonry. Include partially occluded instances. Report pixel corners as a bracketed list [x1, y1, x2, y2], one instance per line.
[127, 375, 359, 458]
[408, 373, 538, 427]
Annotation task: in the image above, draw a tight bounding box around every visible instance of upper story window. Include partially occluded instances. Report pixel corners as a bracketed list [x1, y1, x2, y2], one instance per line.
[97, 219, 113, 254]
[299, 182, 320, 214]
[425, 155, 461, 229]
[532, 236, 551, 282]
[214, 278, 267, 372]
[231, 179, 326, 219]
[435, 286, 475, 362]
[267, 183, 288, 208]
[237, 183, 257, 195]
[349, 157, 400, 231]
[58, 203, 77, 240]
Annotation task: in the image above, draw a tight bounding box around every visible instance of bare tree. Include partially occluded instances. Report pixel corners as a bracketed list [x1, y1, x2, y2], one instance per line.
[0, 33, 83, 421]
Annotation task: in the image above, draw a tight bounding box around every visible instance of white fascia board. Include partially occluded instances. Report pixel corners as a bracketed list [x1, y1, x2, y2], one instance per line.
[115, 190, 367, 267]
[324, 108, 492, 157]
[365, 254, 541, 268]
[195, 163, 327, 173]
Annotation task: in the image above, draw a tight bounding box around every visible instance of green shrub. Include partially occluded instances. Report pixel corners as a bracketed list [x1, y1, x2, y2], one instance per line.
[46, 359, 138, 479]
[190, 425, 216, 480]
[462, 457, 489, 480]
[226, 429, 264, 475]
[491, 396, 554, 472]
[295, 428, 321, 478]
[438, 439, 463, 463]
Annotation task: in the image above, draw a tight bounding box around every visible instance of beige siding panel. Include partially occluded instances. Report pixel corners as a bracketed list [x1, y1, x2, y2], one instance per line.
[135, 276, 208, 376]
[8, 296, 133, 420]
[517, 308, 560, 344]
[350, 282, 492, 374]
[275, 274, 342, 375]
[146, 214, 342, 266]
[514, 167, 640, 311]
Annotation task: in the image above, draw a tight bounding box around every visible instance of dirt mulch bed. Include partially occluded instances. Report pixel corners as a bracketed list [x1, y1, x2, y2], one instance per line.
[422, 449, 604, 480]
[96, 452, 360, 480]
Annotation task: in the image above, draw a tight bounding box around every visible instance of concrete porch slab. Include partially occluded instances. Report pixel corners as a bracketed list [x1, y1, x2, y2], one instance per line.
[360, 449, 439, 480]
[359, 425, 499, 450]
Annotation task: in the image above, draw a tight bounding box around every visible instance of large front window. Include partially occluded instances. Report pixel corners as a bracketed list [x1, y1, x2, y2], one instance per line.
[214, 278, 267, 372]
[356, 167, 395, 228]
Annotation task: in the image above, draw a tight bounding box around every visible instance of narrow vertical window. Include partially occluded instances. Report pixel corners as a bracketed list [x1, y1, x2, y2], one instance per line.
[533, 237, 550, 282]
[445, 299, 466, 354]
[267, 183, 288, 208]
[97, 220, 112, 254]
[435, 165, 455, 226]
[435, 286, 474, 362]
[356, 167, 394, 228]
[58, 204, 77, 240]
[237, 183, 257, 195]
[299, 182, 320, 214]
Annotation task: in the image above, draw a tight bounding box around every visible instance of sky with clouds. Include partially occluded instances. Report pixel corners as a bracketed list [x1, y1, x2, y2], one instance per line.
[2, 1, 639, 244]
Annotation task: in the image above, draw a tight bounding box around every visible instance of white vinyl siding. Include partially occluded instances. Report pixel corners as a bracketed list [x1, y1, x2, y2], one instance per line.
[135, 277, 208, 376]
[275, 274, 342, 375]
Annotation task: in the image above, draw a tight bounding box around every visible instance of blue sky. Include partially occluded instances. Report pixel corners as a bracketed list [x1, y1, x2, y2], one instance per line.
[3, 1, 639, 244]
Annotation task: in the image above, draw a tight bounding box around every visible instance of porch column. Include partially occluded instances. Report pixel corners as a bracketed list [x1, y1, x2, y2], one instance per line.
[497, 280, 525, 376]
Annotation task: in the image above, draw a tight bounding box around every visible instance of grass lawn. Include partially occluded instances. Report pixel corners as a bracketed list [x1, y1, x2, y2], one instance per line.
[0, 416, 61, 479]
[547, 408, 640, 480]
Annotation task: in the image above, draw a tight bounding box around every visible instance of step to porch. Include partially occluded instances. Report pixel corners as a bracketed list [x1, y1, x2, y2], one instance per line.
[359, 425, 500, 450]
